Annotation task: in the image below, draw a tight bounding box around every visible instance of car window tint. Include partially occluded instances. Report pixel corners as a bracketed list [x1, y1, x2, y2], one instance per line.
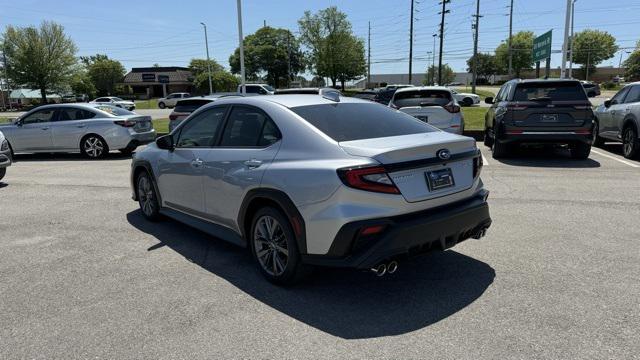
[610, 86, 630, 104]
[392, 90, 452, 107]
[58, 108, 96, 121]
[258, 119, 281, 147]
[220, 107, 267, 147]
[513, 82, 588, 101]
[244, 86, 259, 94]
[22, 109, 56, 124]
[174, 100, 211, 113]
[623, 85, 640, 104]
[291, 103, 437, 142]
[176, 107, 226, 148]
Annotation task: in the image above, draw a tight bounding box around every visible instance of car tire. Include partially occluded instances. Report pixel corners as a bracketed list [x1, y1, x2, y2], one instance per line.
[483, 128, 494, 147]
[570, 142, 591, 159]
[0, 168, 5, 181]
[250, 207, 310, 285]
[622, 125, 640, 159]
[158, 102, 166, 109]
[136, 171, 161, 221]
[80, 134, 109, 159]
[491, 139, 508, 159]
[593, 119, 604, 147]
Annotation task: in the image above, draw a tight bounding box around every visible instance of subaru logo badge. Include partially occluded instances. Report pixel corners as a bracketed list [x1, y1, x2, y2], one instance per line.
[437, 149, 451, 160]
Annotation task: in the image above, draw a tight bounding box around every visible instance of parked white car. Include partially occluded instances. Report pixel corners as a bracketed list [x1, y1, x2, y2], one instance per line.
[90, 97, 136, 111]
[389, 86, 465, 134]
[237, 84, 275, 95]
[0, 130, 11, 181]
[157, 93, 191, 109]
[450, 89, 481, 106]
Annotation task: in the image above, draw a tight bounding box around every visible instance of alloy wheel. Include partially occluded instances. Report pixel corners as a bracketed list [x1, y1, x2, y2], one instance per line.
[137, 175, 155, 217]
[623, 129, 635, 157]
[253, 215, 289, 276]
[84, 137, 105, 158]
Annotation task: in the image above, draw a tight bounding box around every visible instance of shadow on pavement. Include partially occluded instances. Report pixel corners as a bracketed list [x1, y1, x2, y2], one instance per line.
[494, 144, 601, 168]
[12, 151, 133, 162]
[0, 182, 8, 189]
[127, 210, 495, 339]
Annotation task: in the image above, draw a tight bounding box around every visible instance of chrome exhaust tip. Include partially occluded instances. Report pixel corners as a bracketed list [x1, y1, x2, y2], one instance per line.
[371, 263, 387, 277]
[387, 261, 398, 274]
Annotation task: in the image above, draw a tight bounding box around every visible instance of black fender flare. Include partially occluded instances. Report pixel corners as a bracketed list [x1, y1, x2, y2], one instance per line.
[238, 188, 308, 254]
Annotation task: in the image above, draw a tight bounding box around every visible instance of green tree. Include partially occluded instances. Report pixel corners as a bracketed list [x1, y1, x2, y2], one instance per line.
[80, 54, 125, 96]
[424, 64, 455, 85]
[188, 58, 224, 76]
[495, 31, 534, 78]
[624, 48, 640, 82]
[229, 26, 304, 88]
[571, 30, 617, 79]
[189, 58, 237, 94]
[466, 53, 500, 84]
[69, 69, 96, 98]
[2, 21, 77, 103]
[298, 7, 366, 89]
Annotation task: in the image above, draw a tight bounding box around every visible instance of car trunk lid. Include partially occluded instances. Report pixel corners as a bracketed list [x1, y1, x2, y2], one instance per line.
[398, 106, 455, 129]
[339, 132, 478, 202]
[509, 81, 591, 127]
[122, 115, 153, 132]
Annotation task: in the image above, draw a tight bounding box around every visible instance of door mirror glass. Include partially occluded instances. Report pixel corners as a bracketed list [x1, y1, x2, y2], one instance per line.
[485, 97, 494, 104]
[156, 134, 174, 150]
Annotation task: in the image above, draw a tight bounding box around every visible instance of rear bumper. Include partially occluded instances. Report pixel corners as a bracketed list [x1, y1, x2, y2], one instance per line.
[301, 190, 492, 269]
[499, 131, 592, 144]
[121, 130, 157, 150]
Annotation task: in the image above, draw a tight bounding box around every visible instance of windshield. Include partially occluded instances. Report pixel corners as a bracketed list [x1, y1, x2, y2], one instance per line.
[290, 103, 436, 142]
[95, 105, 135, 116]
[513, 82, 588, 101]
[174, 99, 212, 113]
[392, 90, 452, 108]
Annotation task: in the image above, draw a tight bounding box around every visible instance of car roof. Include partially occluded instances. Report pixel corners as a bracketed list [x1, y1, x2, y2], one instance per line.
[513, 78, 581, 84]
[210, 94, 369, 108]
[394, 86, 453, 94]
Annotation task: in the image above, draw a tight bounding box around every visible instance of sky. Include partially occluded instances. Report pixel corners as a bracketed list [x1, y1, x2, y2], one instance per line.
[0, 0, 638, 78]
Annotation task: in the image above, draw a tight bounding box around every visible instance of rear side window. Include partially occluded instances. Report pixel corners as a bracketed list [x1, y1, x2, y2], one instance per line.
[513, 82, 588, 101]
[58, 108, 96, 121]
[392, 90, 452, 108]
[95, 106, 134, 116]
[174, 100, 211, 113]
[220, 107, 280, 147]
[290, 103, 436, 142]
[623, 85, 640, 104]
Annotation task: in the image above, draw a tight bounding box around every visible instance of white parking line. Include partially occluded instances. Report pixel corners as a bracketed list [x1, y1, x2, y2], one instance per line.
[481, 154, 489, 166]
[591, 149, 640, 168]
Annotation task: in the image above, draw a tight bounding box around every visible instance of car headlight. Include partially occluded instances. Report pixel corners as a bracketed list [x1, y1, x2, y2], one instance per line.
[1, 139, 8, 151]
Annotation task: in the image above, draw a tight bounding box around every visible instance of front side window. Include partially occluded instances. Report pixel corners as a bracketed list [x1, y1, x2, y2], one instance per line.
[610, 86, 630, 105]
[95, 98, 108, 102]
[623, 85, 640, 104]
[220, 107, 277, 147]
[244, 86, 260, 94]
[22, 109, 56, 124]
[291, 103, 436, 142]
[176, 107, 227, 148]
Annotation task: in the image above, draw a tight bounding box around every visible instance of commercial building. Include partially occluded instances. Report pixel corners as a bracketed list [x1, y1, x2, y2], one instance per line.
[121, 67, 194, 99]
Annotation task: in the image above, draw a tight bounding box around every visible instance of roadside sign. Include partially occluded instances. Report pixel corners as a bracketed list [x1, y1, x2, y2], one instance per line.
[158, 75, 169, 84]
[533, 30, 552, 62]
[142, 73, 156, 82]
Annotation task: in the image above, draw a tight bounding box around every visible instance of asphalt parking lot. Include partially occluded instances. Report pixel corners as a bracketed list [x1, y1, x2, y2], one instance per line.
[1, 143, 639, 358]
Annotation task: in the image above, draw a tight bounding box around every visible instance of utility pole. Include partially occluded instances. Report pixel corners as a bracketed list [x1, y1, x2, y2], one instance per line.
[3, 44, 12, 110]
[367, 21, 371, 88]
[286, 34, 292, 87]
[236, 0, 246, 94]
[200, 22, 213, 95]
[472, 0, 481, 93]
[408, 0, 415, 84]
[560, 0, 572, 78]
[432, 34, 437, 85]
[585, 51, 590, 80]
[568, 0, 577, 78]
[438, 0, 450, 85]
[507, 0, 514, 78]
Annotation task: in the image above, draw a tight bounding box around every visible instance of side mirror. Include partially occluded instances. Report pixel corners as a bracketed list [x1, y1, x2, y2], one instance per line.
[604, 99, 612, 108]
[156, 134, 174, 151]
[485, 97, 494, 104]
[15, 119, 23, 127]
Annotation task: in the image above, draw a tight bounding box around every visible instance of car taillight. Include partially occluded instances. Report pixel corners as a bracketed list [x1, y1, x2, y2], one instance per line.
[169, 114, 178, 121]
[337, 166, 400, 194]
[443, 102, 460, 113]
[473, 155, 483, 178]
[114, 120, 135, 127]
[507, 104, 528, 111]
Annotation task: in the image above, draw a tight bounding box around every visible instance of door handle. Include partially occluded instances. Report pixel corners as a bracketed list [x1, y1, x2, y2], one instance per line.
[190, 158, 204, 168]
[76, 124, 87, 128]
[41, 127, 49, 130]
[244, 159, 262, 169]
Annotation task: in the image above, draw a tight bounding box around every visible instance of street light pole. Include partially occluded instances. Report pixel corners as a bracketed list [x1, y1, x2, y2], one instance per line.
[507, 0, 513, 78]
[408, 0, 414, 84]
[472, 0, 481, 93]
[438, 0, 449, 86]
[432, 34, 437, 85]
[568, 0, 577, 78]
[236, 0, 246, 95]
[200, 22, 213, 95]
[560, 0, 572, 78]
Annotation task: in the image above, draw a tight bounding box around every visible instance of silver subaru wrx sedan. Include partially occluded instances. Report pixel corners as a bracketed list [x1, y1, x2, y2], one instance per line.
[131, 94, 491, 285]
[0, 104, 155, 158]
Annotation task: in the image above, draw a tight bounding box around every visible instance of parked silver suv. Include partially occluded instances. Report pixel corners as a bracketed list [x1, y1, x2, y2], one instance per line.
[0, 130, 11, 181]
[0, 104, 156, 158]
[131, 95, 491, 284]
[594, 81, 640, 159]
